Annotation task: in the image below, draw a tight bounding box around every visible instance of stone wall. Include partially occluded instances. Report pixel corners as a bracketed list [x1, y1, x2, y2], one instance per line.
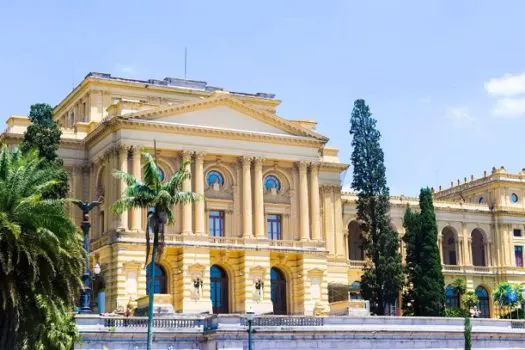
[76, 314, 525, 349]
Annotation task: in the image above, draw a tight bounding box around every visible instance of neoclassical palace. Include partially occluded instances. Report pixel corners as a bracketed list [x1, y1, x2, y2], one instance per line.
[2, 72, 525, 318]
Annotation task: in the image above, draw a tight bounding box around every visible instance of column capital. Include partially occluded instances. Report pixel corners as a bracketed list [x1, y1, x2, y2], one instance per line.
[297, 160, 309, 171]
[195, 151, 206, 160]
[116, 143, 131, 153]
[132, 145, 143, 153]
[254, 157, 265, 166]
[241, 156, 253, 166]
[181, 150, 193, 161]
[310, 162, 320, 172]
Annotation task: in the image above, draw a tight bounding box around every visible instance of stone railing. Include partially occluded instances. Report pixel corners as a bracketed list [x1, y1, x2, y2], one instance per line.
[78, 314, 217, 332]
[470, 266, 492, 273]
[241, 316, 324, 327]
[442, 264, 463, 272]
[104, 317, 214, 330]
[348, 260, 366, 268]
[109, 232, 326, 253]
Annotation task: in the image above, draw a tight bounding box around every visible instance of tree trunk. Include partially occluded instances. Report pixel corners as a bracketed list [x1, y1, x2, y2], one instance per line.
[146, 229, 159, 350]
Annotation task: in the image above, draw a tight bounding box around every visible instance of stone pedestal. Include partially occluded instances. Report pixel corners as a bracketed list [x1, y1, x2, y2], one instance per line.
[135, 294, 175, 316]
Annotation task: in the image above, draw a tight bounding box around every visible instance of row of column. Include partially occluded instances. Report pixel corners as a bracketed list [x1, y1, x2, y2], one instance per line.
[108, 147, 322, 241]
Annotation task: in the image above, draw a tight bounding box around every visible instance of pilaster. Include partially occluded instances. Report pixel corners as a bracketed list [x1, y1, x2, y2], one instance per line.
[117, 145, 129, 230]
[298, 161, 310, 241]
[253, 157, 265, 239]
[182, 151, 193, 235]
[194, 152, 206, 235]
[131, 146, 143, 232]
[242, 156, 253, 238]
[310, 163, 321, 241]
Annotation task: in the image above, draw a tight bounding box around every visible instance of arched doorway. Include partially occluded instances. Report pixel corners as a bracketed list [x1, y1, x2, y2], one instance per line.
[442, 227, 458, 265]
[475, 286, 490, 318]
[472, 229, 486, 266]
[146, 263, 167, 294]
[270, 267, 287, 315]
[210, 265, 229, 314]
[348, 221, 364, 260]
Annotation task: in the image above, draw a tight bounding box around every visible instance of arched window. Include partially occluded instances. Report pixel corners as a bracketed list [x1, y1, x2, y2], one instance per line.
[442, 227, 457, 265]
[475, 286, 490, 318]
[445, 285, 460, 308]
[206, 170, 224, 187]
[264, 175, 281, 191]
[471, 229, 486, 266]
[210, 265, 229, 314]
[348, 221, 364, 260]
[146, 263, 167, 294]
[270, 267, 287, 315]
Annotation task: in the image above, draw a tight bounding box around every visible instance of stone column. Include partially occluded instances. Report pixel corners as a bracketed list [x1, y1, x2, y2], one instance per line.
[253, 158, 265, 239]
[468, 237, 473, 266]
[309, 163, 321, 241]
[117, 145, 129, 230]
[487, 241, 493, 267]
[182, 151, 193, 235]
[242, 156, 253, 238]
[131, 146, 142, 231]
[334, 188, 344, 257]
[194, 152, 206, 235]
[298, 161, 310, 241]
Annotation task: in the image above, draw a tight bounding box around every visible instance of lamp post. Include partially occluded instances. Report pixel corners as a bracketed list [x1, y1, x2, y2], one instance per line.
[246, 311, 255, 350]
[73, 199, 101, 313]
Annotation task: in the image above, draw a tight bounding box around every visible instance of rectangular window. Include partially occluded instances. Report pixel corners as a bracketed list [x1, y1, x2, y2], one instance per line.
[209, 210, 225, 237]
[515, 246, 523, 267]
[267, 214, 282, 240]
[514, 229, 522, 237]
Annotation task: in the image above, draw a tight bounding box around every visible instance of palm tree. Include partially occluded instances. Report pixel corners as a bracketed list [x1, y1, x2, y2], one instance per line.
[112, 151, 198, 350]
[0, 146, 83, 349]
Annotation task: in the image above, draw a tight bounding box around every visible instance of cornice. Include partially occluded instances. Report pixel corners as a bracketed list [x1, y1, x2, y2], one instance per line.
[0, 132, 84, 149]
[122, 94, 328, 142]
[88, 117, 324, 150]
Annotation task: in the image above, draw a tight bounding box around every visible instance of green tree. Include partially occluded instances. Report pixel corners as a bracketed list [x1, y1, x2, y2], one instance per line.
[19, 103, 69, 198]
[402, 188, 445, 316]
[349, 99, 404, 315]
[0, 146, 83, 349]
[112, 152, 199, 350]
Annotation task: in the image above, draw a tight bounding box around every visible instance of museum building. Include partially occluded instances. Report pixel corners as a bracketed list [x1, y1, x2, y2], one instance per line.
[3, 72, 525, 318]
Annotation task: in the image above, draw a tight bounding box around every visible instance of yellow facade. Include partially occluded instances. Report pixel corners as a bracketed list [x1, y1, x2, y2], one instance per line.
[2, 72, 524, 317]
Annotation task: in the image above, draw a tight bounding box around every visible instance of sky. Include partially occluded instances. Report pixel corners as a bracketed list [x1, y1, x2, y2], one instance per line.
[1, 0, 525, 195]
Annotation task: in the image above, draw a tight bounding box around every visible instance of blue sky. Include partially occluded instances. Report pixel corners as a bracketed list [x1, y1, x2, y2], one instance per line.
[1, 0, 525, 195]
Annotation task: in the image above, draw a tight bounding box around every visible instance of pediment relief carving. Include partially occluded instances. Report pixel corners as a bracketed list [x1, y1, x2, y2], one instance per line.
[205, 186, 234, 200]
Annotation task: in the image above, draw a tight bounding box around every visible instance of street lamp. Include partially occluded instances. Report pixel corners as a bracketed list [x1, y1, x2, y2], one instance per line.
[246, 310, 255, 350]
[73, 199, 101, 313]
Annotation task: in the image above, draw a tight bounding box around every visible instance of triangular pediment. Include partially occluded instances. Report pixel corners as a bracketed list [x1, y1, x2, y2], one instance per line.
[123, 95, 328, 141]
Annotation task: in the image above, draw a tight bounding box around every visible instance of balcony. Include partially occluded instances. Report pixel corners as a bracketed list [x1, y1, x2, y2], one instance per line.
[442, 264, 495, 275]
[91, 231, 326, 253]
[348, 260, 366, 268]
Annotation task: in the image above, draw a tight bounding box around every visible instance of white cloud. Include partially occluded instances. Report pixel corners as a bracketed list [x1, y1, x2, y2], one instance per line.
[492, 97, 525, 118]
[445, 106, 475, 122]
[484, 73, 525, 96]
[115, 63, 138, 76]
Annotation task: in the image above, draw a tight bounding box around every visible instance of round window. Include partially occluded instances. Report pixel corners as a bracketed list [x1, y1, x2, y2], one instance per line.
[264, 175, 281, 191]
[158, 167, 165, 182]
[478, 197, 484, 204]
[512, 193, 519, 203]
[206, 170, 224, 187]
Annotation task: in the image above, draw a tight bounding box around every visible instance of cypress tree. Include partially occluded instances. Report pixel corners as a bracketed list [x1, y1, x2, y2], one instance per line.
[20, 103, 69, 198]
[402, 206, 418, 315]
[349, 99, 404, 315]
[403, 188, 445, 316]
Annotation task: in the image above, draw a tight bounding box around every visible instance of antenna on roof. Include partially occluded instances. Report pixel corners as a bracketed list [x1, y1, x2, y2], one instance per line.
[184, 47, 188, 79]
